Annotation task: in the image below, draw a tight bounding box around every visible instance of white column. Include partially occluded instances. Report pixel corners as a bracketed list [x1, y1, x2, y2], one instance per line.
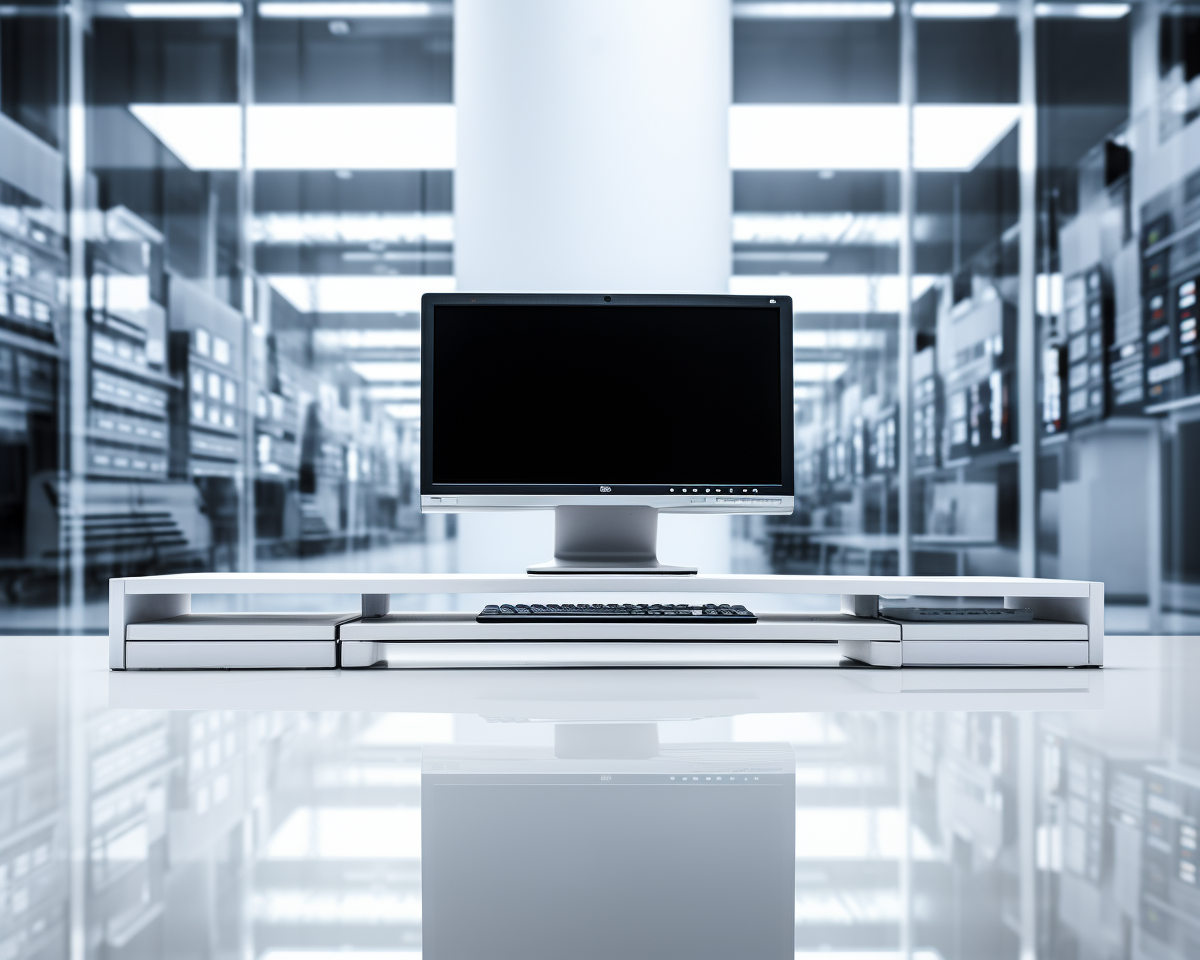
[455, 0, 731, 293]
[453, 0, 733, 573]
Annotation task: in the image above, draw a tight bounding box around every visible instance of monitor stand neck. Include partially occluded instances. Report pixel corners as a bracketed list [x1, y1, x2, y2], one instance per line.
[527, 505, 698, 575]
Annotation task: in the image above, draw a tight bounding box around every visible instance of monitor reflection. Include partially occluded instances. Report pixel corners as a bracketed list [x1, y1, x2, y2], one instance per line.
[421, 725, 796, 960]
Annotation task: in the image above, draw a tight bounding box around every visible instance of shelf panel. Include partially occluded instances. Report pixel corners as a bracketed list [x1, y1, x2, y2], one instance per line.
[116, 572, 1096, 597]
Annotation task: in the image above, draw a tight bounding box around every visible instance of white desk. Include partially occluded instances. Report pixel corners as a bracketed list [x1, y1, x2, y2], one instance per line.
[109, 573, 1104, 669]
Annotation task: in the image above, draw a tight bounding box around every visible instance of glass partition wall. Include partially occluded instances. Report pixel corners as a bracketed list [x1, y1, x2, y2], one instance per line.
[0, 0, 1197, 630]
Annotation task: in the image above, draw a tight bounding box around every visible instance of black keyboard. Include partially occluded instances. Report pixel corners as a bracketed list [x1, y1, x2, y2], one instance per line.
[477, 603, 757, 623]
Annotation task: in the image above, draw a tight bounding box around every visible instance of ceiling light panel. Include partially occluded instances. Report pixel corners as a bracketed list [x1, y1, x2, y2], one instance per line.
[1034, 2, 1129, 15]
[349, 362, 422, 383]
[911, 1, 1002, 15]
[129, 104, 455, 170]
[730, 104, 1020, 172]
[733, 1, 896, 17]
[267, 274, 454, 313]
[734, 213, 902, 246]
[123, 1, 242, 15]
[793, 330, 888, 350]
[258, 1, 449, 15]
[794, 362, 849, 382]
[313, 329, 422, 351]
[133, 103, 1020, 175]
[253, 213, 454, 245]
[731, 274, 937, 313]
[366, 385, 421, 401]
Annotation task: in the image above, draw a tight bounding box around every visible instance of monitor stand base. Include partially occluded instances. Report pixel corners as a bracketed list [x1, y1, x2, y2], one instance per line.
[527, 505, 698, 576]
[528, 559, 699, 575]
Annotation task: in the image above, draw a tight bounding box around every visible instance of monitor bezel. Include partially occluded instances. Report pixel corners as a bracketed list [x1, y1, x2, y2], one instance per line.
[419, 292, 794, 514]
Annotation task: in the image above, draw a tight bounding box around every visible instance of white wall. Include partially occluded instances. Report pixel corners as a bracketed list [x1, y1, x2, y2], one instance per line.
[453, 0, 734, 573]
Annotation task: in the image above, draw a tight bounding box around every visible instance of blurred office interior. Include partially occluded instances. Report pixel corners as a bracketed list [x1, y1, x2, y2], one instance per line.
[0, 0, 1196, 630]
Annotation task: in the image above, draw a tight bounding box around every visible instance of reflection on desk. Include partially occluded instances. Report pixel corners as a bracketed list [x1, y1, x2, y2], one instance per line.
[0, 634, 1194, 960]
[422, 734, 795, 960]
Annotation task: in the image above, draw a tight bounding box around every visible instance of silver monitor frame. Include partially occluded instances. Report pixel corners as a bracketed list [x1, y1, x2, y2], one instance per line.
[419, 292, 795, 574]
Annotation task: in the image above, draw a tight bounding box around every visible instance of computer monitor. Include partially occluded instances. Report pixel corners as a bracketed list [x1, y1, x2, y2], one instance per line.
[420, 293, 794, 574]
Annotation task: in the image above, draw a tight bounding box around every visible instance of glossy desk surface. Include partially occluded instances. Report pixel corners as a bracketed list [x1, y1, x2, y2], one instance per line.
[2, 634, 1197, 960]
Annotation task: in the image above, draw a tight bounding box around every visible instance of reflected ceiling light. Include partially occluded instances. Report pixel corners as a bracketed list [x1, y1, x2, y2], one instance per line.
[123, 1, 242, 15]
[267, 274, 454, 313]
[796, 807, 906, 859]
[253, 212, 454, 245]
[128, 103, 455, 170]
[1035, 1, 1128, 14]
[734, 1, 895, 17]
[911, 1, 1002, 15]
[349, 361, 422, 382]
[730, 103, 1020, 172]
[258, 1, 448, 16]
[263, 954, 421, 960]
[792, 954, 943, 960]
[254, 890, 421, 923]
[268, 807, 421, 859]
[731, 273, 938, 313]
[359, 713, 454, 743]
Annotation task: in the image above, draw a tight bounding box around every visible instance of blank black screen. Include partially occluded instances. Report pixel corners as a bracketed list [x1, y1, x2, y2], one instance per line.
[429, 304, 784, 486]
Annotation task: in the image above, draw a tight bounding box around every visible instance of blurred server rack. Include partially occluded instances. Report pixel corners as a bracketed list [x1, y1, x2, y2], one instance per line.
[86, 207, 172, 485]
[0, 726, 67, 960]
[167, 276, 249, 570]
[167, 712, 250, 865]
[0, 156, 65, 602]
[1061, 266, 1113, 429]
[789, 714, 904, 954]
[49, 207, 213, 588]
[908, 282, 1017, 578]
[776, 360, 902, 576]
[253, 365, 303, 556]
[86, 710, 175, 957]
[1140, 767, 1200, 960]
[909, 712, 1021, 960]
[1036, 724, 1153, 960]
[1141, 169, 1200, 413]
[250, 713, 421, 958]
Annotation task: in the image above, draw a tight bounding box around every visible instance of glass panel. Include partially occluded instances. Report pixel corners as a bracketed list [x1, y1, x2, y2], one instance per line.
[732, 8, 903, 577]
[908, 12, 1022, 579]
[4, 0, 1200, 629]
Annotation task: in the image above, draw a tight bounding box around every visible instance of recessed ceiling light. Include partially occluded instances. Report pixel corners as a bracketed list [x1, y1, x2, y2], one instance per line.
[123, 1, 242, 16]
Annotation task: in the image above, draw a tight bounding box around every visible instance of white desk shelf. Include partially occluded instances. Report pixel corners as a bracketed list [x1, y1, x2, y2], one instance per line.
[109, 573, 1104, 670]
